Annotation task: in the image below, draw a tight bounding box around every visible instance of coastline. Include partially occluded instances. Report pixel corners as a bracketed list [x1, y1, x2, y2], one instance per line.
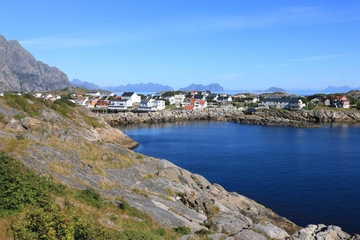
[97, 108, 360, 128]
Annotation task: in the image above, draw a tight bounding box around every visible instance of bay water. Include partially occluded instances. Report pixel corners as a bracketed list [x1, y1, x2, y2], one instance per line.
[120, 121, 360, 234]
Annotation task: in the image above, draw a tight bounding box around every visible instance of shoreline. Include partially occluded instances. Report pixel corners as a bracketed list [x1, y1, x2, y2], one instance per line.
[97, 108, 360, 128]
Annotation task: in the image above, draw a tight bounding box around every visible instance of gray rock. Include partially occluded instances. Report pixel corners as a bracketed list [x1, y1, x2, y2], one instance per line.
[0, 34, 71, 92]
[254, 221, 290, 239]
[233, 229, 267, 240]
[210, 213, 249, 234]
[291, 224, 352, 240]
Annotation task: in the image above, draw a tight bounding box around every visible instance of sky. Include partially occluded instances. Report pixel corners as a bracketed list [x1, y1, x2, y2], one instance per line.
[1, 0, 359, 91]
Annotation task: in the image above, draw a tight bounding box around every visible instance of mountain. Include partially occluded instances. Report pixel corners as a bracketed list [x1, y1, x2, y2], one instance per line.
[102, 82, 173, 92]
[179, 83, 224, 91]
[0, 34, 71, 92]
[71, 79, 101, 90]
[265, 87, 287, 92]
[323, 85, 355, 92]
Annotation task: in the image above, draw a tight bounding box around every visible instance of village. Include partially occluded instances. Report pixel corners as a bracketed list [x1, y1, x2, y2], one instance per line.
[0, 90, 356, 112]
[2, 89, 354, 113]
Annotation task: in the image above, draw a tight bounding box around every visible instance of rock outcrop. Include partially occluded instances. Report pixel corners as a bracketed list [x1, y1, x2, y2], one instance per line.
[100, 108, 360, 128]
[0, 34, 71, 92]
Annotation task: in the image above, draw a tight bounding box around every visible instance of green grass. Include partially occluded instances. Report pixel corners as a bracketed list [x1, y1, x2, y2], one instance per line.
[4, 94, 45, 117]
[0, 153, 182, 239]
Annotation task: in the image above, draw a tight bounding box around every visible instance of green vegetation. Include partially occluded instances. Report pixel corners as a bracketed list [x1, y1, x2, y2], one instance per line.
[78, 110, 105, 128]
[51, 98, 76, 118]
[173, 226, 191, 235]
[0, 153, 181, 239]
[4, 94, 44, 117]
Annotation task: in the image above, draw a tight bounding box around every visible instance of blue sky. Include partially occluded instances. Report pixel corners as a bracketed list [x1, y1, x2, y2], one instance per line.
[1, 0, 359, 91]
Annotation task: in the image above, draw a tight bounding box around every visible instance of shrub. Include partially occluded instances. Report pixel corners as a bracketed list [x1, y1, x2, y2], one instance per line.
[173, 226, 191, 235]
[76, 187, 103, 208]
[195, 228, 212, 235]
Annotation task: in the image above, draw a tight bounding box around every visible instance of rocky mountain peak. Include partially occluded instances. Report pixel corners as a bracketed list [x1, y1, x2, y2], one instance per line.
[0, 34, 71, 92]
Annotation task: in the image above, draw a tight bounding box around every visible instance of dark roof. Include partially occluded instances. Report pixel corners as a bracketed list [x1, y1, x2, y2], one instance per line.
[263, 98, 300, 103]
[111, 99, 129, 102]
[122, 92, 135, 97]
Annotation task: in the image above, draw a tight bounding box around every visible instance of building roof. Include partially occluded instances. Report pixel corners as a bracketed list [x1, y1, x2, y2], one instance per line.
[263, 98, 300, 103]
[122, 92, 136, 97]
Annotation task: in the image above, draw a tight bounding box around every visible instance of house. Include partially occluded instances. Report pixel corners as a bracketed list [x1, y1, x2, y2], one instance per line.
[330, 96, 350, 108]
[243, 97, 260, 104]
[262, 98, 305, 110]
[76, 96, 89, 105]
[86, 91, 101, 97]
[33, 93, 43, 98]
[165, 96, 175, 105]
[95, 100, 109, 108]
[108, 99, 132, 110]
[194, 94, 206, 101]
[0, 92, 4, 97]
[207, 94, 219, 102]
[138, 98, 166, 111]
[173, 94, 186, 107]
[86, 100, 97, 109]
[121, 92, 141, 103]
[216, 96, 233, 103]
[194, 100, 207, 109]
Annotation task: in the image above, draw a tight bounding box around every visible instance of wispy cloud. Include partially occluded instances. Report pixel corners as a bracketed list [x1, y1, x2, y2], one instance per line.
[19, 31, 152, 50]
[217, 73, 243, 81]
[19, 5, 360, 50]
[287, 54, 355, 62]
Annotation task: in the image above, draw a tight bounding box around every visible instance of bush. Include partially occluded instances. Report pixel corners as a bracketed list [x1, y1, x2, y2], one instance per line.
[76, 187, 103, 208]
[173, 226, 191, 235]
[0, 153, 57, 213]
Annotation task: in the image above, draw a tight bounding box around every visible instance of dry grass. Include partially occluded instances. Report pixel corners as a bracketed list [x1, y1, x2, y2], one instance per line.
[98, 178, 118, 190]
[47, 160, 73, 176]
[0, 136, 32, 156]
[0, 217, 12, 240]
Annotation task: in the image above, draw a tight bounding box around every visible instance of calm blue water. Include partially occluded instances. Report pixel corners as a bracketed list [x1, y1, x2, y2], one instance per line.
[120, 121, 360, 234]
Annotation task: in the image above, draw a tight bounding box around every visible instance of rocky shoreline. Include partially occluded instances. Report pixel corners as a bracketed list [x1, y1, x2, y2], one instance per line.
[98, 108, 360, 128]
[2, 99, 360, 239]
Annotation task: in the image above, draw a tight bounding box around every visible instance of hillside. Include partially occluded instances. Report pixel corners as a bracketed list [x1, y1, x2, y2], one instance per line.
[0, 34, 71, 92]
[0, 93, 356, 239]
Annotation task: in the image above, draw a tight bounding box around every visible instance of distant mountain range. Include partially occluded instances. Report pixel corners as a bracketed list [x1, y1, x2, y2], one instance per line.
[264, 87, 287, 92]
[71, 80, 225, 92]
[323, 85, 360, 92]
[71, 79, 101, 90]
[179, 83, 224, 91]
[70, 78, 360, 94]
[103, 82, 174, 92]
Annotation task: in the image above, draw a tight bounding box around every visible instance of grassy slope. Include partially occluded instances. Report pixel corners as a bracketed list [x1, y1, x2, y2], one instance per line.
[0, 94, 185, 239]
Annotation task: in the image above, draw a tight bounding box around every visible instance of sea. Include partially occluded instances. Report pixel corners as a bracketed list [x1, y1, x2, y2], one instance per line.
[120, 121, 360, 235]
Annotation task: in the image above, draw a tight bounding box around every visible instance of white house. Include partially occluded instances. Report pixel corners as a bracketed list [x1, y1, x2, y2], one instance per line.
[76, 96, 89, 105]
[194, 100, 207, 109]
[262, 98, 305, 110]
[138, 98, 166, 111]
[86, 91, 101, 97]
[173, 94, 186, 107]
[331, 96, 350, 108]
[121, 92, 141, 103]
[165, 96, 175, 105]
[108, 99, 132, 110]
[216, 96, 233, 103]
